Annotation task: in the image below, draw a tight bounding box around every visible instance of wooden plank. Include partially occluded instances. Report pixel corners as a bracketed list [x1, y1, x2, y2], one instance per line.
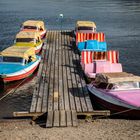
[47, 31, 56, 111]
[30, 63, 43, 112]
[64, 32, 76, 111]
[36, 63, 46, 112]
[67, 33, 93, 112]
[46, 111, 53, 128]
[65, 39, 76, 110]
[30, 83, 40, 112]
[61, 31, 70, 110]
[66, 111, 72, 126]
[67, 33, 82, 112]
[42, 32, 52, 112]
[53, 110, 60, 127]
[36, 40, 49, 113]
[43, 31, 54, 112]
[77, 111, 110, 116]
[53, 31, 59, 110]
[72, 46, 88, 112]
[60, 110, 66, 127]
[58, 31, 65, 110]
[74, 45, 93, 112]
[71, 110, 78, 127]
[30, 43, 46, 113]
[13, 112, 44, 117]
[41, 70, 48, 113]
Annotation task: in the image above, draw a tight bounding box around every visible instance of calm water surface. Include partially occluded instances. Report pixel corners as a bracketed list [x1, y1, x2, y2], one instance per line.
[0, 0, 140, 119]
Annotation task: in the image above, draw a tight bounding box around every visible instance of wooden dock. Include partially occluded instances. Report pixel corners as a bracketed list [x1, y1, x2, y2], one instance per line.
[13, 30, 110, 127]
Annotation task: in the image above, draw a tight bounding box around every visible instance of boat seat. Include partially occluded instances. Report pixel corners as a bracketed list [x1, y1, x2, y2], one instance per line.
[81, 61, 123, 78]
[78, 40, 107, 51]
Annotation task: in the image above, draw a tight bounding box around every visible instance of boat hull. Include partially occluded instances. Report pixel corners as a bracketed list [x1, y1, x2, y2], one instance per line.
[0, 58, 41, 83]
[35, 43, 43, 54]
[88, 86, 140, 118]
[40, 30, 46, 39]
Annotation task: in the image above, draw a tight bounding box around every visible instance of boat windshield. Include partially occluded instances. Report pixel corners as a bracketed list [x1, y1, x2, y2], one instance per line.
[16, 38, 35, 43]
[0, 56, 23, 63]
[23, 26, 37, 30]
[108, 82, 140, 91]
[78, 26, 94, 31]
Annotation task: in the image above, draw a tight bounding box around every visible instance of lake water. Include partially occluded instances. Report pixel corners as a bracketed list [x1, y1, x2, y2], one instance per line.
[0, 0, 140, 119]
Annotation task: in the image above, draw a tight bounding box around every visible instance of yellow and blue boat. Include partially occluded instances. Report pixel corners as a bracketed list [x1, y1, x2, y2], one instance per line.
[0, 46, 41, 83]
[15, 31, 43, 54]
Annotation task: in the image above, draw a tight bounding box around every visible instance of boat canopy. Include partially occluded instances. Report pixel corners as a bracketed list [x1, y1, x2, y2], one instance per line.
[76, 32, 105, 45]
[16, 31, 41, 41]
[81, 50, 119, 64]
[95, 72, 140, 84]
[22, 20, 45, 30]
[0, 46, 36, 61]
[76, 21, 96, 28]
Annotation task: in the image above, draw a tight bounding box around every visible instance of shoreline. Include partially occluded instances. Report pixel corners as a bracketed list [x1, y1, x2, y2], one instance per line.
[0, 119, 140, 140]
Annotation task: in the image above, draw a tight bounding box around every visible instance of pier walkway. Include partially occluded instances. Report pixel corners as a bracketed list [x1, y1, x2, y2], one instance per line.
[14, 30, 110, 128]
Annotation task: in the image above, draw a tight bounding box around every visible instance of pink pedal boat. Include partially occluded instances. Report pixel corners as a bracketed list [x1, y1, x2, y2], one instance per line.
[88, 72, 140, 118]
[81, 50, 123, 79]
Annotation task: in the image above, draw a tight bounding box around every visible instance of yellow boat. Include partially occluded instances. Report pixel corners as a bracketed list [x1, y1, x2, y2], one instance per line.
[0, 46, 41, 82]
[75, 20, 96, 33]
[15, 31, 43, 53]
[21, 20, 47, 39]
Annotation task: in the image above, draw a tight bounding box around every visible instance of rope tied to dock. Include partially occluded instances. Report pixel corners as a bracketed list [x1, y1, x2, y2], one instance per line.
[94, 107, 140, 119]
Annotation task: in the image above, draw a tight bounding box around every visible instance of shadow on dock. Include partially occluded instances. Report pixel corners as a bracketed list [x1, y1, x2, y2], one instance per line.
[12, 30, 110, 128]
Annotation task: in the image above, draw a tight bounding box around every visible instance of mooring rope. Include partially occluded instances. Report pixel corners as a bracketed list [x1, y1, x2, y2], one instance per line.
[94, 106, 140, 119]
[0, 78, 28, 101]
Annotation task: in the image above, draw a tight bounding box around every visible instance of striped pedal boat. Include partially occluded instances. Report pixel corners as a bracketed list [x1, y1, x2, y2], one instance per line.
[81, 50, 122, 78]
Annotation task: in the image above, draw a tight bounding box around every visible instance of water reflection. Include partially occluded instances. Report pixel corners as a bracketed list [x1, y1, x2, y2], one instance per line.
[0, 69, 37, 119]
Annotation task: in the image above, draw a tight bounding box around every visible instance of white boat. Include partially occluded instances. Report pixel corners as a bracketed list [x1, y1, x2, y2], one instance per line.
[88, 72, 140, 118]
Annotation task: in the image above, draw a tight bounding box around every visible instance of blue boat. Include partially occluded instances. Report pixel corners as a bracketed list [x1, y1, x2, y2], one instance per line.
[0, 46, 41, 83]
